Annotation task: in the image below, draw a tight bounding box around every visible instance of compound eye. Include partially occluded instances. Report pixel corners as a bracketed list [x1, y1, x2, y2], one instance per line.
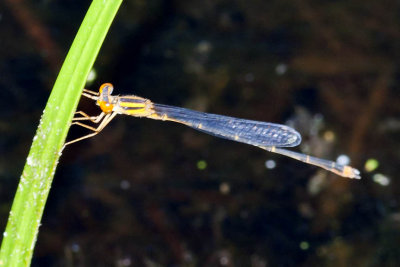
[99, 101, 114, 113]
[99, 83, 114, 95]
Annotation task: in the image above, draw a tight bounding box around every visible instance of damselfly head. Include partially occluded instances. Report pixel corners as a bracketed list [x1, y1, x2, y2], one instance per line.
[97, 83, 115, 113]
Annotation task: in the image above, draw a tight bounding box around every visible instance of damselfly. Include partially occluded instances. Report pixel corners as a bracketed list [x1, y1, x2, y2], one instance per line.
[66, 83, 360, 179]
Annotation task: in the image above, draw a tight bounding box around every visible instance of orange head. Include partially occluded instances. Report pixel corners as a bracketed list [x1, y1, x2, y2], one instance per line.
[97, 83, 114, 113]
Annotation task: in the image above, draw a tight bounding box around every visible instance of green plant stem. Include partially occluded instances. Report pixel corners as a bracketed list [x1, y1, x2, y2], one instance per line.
[0, 0, 123, 266]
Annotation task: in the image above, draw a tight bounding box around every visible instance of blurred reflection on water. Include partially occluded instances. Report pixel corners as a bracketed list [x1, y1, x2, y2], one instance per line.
[0, 0, 399, 266]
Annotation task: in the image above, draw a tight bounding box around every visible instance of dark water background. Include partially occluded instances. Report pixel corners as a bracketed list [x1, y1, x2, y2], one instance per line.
[1, 0, 399, 266]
